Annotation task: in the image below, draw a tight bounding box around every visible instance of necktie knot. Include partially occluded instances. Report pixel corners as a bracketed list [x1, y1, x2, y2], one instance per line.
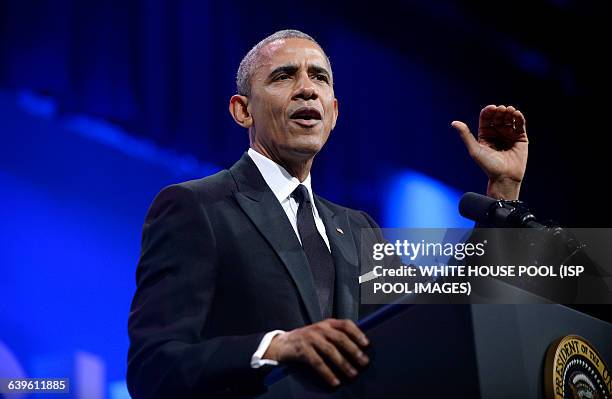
[292, 184, 310, 205]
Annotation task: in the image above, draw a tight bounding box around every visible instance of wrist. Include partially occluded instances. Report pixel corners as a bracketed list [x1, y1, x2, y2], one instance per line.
[263, 334, 282, 361]
[487, 178, 521, 200]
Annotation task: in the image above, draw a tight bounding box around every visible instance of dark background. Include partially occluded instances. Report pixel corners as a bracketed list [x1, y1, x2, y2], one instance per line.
[1, 0, 609, 225]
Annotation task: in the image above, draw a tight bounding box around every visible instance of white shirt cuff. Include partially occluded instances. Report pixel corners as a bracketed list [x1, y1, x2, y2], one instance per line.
[250, 330, 285, 368]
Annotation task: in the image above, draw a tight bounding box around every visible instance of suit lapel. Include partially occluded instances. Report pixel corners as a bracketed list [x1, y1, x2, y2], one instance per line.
[230, 153, 323, 324]
[315, 198, 360, 321]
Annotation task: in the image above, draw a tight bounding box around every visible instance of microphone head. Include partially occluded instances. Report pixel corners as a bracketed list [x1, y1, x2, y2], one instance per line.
[459, 192, 495, 223]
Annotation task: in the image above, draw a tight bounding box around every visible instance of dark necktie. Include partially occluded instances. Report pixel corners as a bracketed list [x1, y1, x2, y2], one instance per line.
[292, 184, 335, 319]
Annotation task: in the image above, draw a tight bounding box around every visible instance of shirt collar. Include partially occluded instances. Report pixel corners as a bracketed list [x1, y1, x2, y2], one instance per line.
[247, 148, 316, 205]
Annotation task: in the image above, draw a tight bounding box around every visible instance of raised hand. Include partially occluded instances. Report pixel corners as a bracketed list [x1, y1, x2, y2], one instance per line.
[452, 105, 529, 200]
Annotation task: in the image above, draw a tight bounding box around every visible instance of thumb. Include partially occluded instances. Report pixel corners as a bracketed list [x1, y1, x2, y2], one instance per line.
[451, 120, 480, 158]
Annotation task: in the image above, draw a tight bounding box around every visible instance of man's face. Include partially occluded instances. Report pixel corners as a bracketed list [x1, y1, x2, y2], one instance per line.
[247, 38, 338, 162]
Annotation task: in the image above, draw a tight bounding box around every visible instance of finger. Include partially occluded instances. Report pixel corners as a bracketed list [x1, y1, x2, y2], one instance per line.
[303, 345, 341, 387]
[480, 104, 497, 125]
[312, 335, 358, 379]
[328, 319, 369, 347]
[513, 110, 527, 134]
[451, 121, 480, 158]
[324, 327, 369, 367]
[493, 105, 507, 126]
[503, 106, 516, 127]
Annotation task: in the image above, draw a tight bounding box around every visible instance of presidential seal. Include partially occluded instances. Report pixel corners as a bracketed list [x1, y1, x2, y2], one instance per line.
[544, 335, 611, 399]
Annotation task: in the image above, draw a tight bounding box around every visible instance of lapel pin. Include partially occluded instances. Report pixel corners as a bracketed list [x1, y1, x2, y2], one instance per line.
[336, 227, 344, 235]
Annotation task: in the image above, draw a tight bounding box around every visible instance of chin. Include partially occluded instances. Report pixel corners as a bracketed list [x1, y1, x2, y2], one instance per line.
[283, 141, 324, 159]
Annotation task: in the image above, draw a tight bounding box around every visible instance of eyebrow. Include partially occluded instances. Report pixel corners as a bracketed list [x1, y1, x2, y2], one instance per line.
[268, 63, 332, 80]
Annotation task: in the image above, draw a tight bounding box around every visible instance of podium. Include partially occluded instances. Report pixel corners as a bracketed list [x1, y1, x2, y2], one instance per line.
[257, 304, 612, 398]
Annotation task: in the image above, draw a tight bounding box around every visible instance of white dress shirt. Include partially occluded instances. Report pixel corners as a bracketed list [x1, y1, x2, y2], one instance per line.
[247, 148, 330, 250]
[247, 148, 331, 368]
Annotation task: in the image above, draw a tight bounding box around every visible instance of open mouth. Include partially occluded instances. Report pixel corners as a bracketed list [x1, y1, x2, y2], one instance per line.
[290, 107, 322, 126]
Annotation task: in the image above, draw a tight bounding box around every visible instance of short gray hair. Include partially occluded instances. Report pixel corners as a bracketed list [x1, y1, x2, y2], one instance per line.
[236, 29, 332, 96]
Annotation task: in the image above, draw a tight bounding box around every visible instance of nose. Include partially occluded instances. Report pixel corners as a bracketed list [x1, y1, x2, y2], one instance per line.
[293, 72, 318, 101]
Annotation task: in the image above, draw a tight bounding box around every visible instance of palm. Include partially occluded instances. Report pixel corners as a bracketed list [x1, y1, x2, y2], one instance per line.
[453, 105, 528, 183]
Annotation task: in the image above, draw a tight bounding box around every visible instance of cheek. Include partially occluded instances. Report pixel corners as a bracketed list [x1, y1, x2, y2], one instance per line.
[253, 106, 279, 131]
[322, 94, 336, 121]
[263, 95, 287, 122]
[324, 105, 336, 126]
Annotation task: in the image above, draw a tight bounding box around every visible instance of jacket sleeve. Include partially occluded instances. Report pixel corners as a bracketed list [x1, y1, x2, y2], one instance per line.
[127, 185, 269, 398]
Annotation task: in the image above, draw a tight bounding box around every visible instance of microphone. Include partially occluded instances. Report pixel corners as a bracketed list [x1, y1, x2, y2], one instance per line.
[459, 192, 545, 228]
[458, 193, 608, 306]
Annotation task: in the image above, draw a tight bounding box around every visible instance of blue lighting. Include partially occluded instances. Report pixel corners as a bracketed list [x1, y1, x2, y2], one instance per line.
[0, 90, 221, 398]
[383, 170, 473, 228]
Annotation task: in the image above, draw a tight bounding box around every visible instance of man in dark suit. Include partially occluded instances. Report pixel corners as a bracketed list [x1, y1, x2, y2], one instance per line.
[127, 29, 528, 398]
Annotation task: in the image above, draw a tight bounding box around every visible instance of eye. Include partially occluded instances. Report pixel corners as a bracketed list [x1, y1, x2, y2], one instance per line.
[274, 73, 291, 81]
[314, 74, 329, 83]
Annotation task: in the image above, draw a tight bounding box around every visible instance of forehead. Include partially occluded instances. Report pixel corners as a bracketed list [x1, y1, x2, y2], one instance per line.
[257, 38, 329, 71]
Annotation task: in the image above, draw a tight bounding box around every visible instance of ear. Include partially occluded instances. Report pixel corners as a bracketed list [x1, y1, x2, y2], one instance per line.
[331, 97, 339, 130]
[229, 95, 252, 128]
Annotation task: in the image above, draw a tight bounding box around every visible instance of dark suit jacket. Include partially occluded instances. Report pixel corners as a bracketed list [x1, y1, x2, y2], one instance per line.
[127, 153, 382, 398]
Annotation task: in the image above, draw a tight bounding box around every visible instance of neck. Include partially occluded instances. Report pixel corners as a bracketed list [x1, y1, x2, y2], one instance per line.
[250, 144, 313, 182]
